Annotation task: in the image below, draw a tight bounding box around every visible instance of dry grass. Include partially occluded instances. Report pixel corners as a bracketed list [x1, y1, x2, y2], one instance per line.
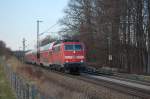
[5, 57, 141, 99]
[6, 57, 22, 71]
[144, 76, 150, 81]
[0, 58, 16, 99]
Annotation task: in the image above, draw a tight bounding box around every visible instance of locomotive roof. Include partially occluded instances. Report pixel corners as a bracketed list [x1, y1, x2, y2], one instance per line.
[53, 39, 80, 45]
[40, 39, 81, 51]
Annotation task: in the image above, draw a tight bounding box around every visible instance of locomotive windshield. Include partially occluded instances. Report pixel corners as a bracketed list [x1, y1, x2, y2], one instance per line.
[65, 44, 83, 50]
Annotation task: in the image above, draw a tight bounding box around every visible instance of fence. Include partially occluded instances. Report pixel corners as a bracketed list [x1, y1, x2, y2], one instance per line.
[1, 58, 54, 99]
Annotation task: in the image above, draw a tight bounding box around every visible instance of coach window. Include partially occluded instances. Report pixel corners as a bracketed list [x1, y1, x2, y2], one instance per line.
[53, 47, 55, 52]
[54, 46, 60, 52]
[57, 46, 60, 52]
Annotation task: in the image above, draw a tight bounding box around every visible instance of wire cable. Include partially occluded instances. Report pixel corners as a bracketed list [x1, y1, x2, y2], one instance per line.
[40, 22, 59, 35]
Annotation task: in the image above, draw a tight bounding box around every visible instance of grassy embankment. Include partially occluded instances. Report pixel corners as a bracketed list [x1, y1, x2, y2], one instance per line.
[7, 57, 147, 99]
[0, 62, 16, 99]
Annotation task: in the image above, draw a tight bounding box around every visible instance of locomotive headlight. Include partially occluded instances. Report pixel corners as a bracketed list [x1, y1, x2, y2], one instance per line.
[66, 60, 69, 63]
[80, 60, 84, 63]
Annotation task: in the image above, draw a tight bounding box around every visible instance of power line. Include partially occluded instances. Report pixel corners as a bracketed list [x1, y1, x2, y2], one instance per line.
[40, 22, 59, 35]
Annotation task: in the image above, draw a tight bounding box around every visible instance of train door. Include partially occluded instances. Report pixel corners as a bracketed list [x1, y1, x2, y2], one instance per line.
[48, 50, 53, 64]
[53, 45, 61, 65]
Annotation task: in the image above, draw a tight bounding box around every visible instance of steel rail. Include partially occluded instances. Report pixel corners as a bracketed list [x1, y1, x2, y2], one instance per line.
[27, 64, 150, 99]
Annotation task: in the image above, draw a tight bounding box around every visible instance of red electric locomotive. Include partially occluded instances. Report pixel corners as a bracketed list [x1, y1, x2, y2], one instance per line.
[25, 40, 86, 73]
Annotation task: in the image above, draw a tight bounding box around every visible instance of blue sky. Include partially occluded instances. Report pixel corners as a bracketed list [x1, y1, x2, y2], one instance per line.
[0, 0, 68, 50]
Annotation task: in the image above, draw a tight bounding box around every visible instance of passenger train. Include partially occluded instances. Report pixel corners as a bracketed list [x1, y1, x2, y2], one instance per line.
[25, 40, 86, 74]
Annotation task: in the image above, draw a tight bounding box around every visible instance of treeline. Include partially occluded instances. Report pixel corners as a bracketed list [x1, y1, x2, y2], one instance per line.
[0, 40, 12, 56]
[60, 0, 150, 74]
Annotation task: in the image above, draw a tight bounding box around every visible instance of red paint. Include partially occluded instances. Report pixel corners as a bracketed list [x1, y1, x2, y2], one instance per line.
[25, 41, 86, 66]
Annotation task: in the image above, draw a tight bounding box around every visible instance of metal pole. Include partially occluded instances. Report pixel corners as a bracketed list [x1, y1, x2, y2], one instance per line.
[19, 47, 21, 60]
[23, 38, 26, 52]
[37, 20, 39, 58]
[37, 20, 42, 63]
[22, 38, 26, 62]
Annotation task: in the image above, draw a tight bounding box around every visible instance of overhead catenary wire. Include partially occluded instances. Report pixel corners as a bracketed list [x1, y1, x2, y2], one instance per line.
[40, 22, 59, 35]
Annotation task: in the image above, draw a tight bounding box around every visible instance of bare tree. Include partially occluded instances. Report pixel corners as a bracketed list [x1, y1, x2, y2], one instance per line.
[148, 0, 150, 73]
[60, 0, 150, 74]
[0, 40, 12, 56]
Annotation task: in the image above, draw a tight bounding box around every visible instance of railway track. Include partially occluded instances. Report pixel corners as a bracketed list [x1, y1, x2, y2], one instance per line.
[106, 74, 150, 86]
[83, 67, 150, 86]
[113, 73, 150, 85]
[81, 73, 150, 98]
[28, 64, 150, 99]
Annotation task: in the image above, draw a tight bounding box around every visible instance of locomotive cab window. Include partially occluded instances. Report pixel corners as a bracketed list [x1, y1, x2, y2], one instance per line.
[65, 45, 74, 50]
[74, 45, 82, 50]
[65, 44, 83, 50]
